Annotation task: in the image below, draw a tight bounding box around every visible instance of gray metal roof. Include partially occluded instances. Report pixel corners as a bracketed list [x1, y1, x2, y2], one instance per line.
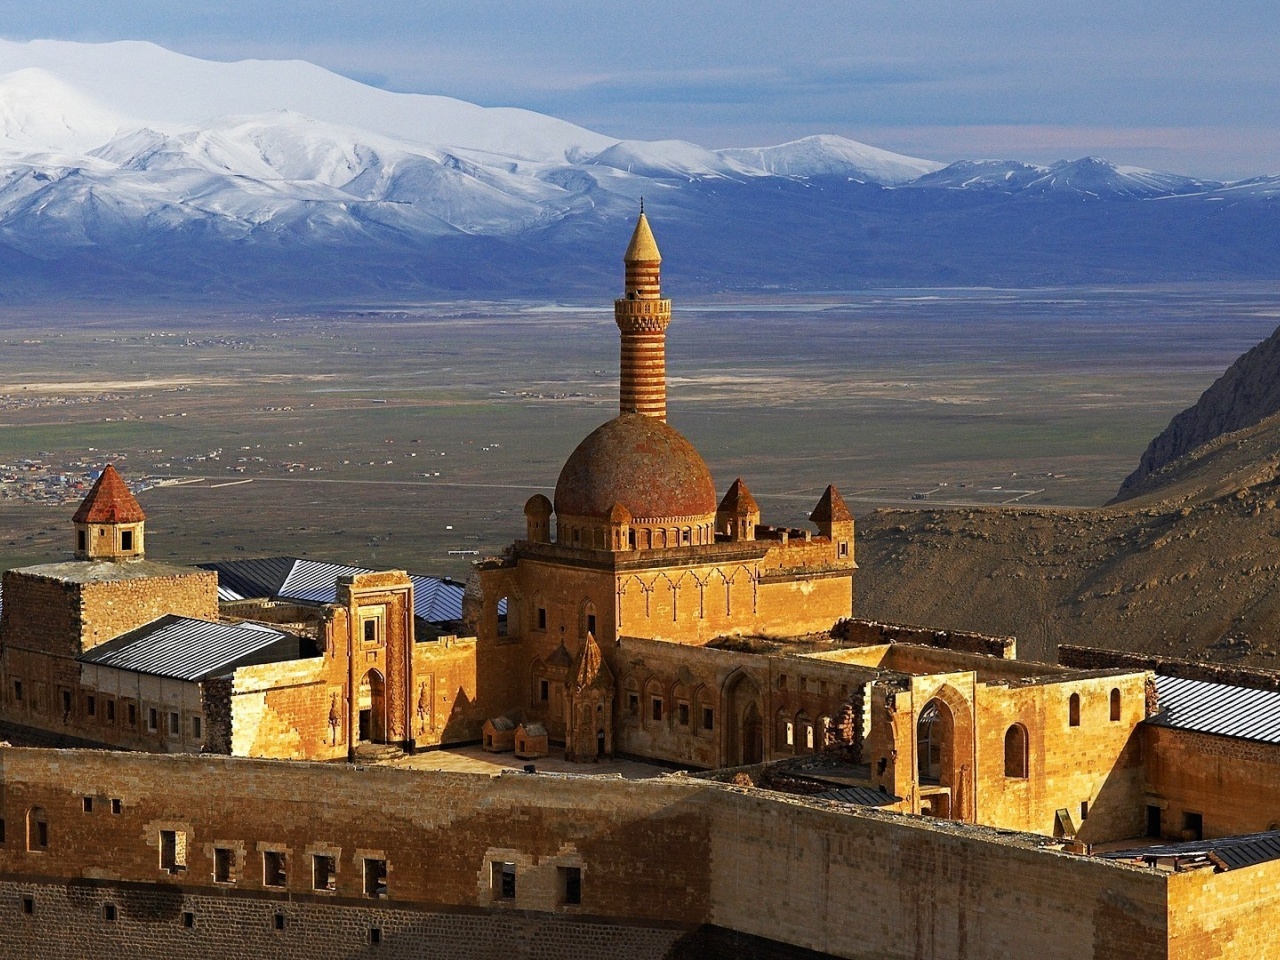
[1150, 674, 1280, 743]
[810, 786, 899, 807]
[199, 557, 474, 626]
[1101, 830, 1280, 871]
[78, 615, 296, 681]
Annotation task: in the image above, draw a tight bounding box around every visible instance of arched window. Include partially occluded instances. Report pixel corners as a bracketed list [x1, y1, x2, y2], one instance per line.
[796, 710, 813, 753]
[1110, 688, 1121, 722]
[581, 600, 597, 639]
[496, 596, 510, 637]
[1004, 725, 1029, 778]
[1068, 693, 1081, 727]
[26, 807, 47, 851]
[777, 709, 794, 751]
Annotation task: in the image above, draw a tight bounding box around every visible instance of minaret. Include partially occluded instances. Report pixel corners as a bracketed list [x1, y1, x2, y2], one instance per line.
[614, 208, 672, 421]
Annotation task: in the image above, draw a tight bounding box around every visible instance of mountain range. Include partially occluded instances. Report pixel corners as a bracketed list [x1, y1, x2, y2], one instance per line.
[0, 38, 1278, 302]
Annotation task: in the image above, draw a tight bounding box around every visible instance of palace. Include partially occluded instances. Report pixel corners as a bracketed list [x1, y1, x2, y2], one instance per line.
[0, 213, 1279, 958]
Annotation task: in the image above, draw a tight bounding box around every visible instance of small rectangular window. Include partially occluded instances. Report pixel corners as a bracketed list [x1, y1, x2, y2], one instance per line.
[12, 680, 21, 702]
[191, 716, 203, 740]
[363, 619, 377, 644]
[492, 861, 516, 901]
[21, 896, 33, 916]
[103, 903, 117, 922]
[264, 851, 287, 888]
[215, 847, 234, 883]
[106, 700, 115, 722]
[369, 927, 382, 946]
[313, 854, 336, 892]
[182, 911, 195, 929]
[168, 712, 180, 737]
[128, 703, 136, 727]
[586, 614, 597, 636]
[159, 830, 186, 873]
[110, 799, 122, 815]
[702, 707, 715, 731]
[558, 866, 582, 906]
[838, 541, 849, 558]
[1183, 811, 1204, 842]
[537, 608, 547, 630]
[0, 819, 6, 842]
[1081, 800, 1090, 821]
[86, 696, 96, 717]
[77, 530, 86, 552]
[273, 912, 286, 931]
[147, 708, 158, 732]
[628, 693, 639, 716]
[651, 698, 663, 722]
[121, 530, 134, 551]
[82, 797, 93, 813]
[61, 689, 72, 714]
[539, 679, 549, 702]
[364, 858, 387, 898]
[677, 702, 690, 726]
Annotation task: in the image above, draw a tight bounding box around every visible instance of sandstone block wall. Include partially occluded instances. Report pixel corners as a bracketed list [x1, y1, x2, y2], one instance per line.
[79, 571, 219, 650]
[2, 748, 1280, 958]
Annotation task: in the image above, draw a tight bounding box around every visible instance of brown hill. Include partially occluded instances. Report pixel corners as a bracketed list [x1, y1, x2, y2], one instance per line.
[1117, 322, 1280, 498]
[858, 375, 1280, 668]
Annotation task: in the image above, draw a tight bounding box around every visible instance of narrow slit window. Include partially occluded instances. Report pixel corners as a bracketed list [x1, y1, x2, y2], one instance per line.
[559, 866, 582, 906]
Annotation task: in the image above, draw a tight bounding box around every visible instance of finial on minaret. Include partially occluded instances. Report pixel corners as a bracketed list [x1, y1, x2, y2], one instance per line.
[615, 211, 672, 420]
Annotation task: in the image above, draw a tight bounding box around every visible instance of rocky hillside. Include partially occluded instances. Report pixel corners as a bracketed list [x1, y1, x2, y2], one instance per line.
[857, 332, 1280, 668]
[1116, 323, 1280, 499]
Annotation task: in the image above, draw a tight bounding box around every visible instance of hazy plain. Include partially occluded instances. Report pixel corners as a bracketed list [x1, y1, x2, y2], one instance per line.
[0, 286, 1276, 579]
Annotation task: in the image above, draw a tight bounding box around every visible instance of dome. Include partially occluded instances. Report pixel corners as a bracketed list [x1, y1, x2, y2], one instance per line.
[554, 414, 717, 522]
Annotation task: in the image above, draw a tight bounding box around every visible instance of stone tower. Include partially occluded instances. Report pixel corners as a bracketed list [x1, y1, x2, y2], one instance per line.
[72, 465, 146, 561]
[614, 209, 672, 421]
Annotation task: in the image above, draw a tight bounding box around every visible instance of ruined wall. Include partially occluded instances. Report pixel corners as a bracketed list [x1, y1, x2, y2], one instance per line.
[1167, 857, 1280, 959]
[1144, 725, 1280, 839]
[5, 747, 1280, 959]
[228, 657, 338, 760]
[833, 618, 1016, 659]
[973, 672, 1149, 842]
[614, 637, 875, 768]
[704, 788, 1171, 960]
[412, 636, 517, 748]
[1062, 644, 1280, 691]
[0, 749, 712, 929]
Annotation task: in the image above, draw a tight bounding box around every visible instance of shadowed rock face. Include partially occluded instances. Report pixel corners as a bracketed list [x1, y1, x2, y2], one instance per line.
[1116, 322, 1280, 501]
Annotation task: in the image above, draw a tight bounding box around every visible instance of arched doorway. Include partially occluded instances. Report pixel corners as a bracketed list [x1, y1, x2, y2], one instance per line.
[742, 703, 763, 765]
[914, 690, 975, 821]
[357, 669, 386, 743]
[723, 672, 764, 766]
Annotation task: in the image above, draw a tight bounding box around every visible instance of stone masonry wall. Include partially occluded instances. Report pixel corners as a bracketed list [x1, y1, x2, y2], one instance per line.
[4, 748, 1280, 958]
[78, 571, 219, 650]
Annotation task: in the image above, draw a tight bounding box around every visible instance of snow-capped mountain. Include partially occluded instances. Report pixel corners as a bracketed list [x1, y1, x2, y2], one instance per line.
[0, 37, 1275, 301]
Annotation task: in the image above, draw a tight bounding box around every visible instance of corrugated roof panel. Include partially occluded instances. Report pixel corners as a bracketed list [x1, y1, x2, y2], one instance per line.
[1102, 830, 1280, 871]
[78, 615, 289, 681]
[811, 786, 899, 807]
[197, 557, 297, 601]
[1152, 675, 1280, 744]
[278, 558, 369, 604]
[202, 556, 473, 627]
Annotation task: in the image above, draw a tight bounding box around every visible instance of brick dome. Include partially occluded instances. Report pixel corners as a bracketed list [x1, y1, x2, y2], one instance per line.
[554, 414, 717, 522]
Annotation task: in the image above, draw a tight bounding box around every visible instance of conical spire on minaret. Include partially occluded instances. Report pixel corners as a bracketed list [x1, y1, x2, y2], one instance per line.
[615, 208, 672, 420]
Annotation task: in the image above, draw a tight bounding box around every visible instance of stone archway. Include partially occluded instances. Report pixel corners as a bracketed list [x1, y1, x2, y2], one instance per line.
[358, 669, 387, 743]
[722, 671, 764, 766]
[914, 685, 975, 822]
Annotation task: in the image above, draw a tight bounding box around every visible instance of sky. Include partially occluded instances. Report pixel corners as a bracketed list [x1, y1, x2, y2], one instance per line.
[0, 0, 1276, 179]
